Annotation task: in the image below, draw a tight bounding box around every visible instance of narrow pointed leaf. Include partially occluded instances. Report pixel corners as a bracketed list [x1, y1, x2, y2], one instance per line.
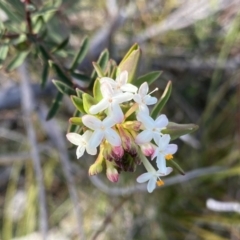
[134, 71, 162, 87]
[41, 61, 49, 88]
[46, 91, 63, 120]
[39, 45, 51, 61]
[93, 78, 102, 101]
[70, 36, 89, 71]
[118, 43, 140, 83]
[151, 81, 172, 119]
[91, 49, 109, 82]
[6, 51, 29, 72]
[0, 44, 9, 67]
[33, 16, 45, 33]
[92, 62, 104, 78]
[71, 95, 86, 113]
[168, 160, 185, 175]
[52, 80, 75, 95]
[76, 88, 85, 98]
[82, 93, 98, 113]
[162, 122, 199, 140]
[51, 62, 72, 85]
[71, 71, 90, 82]
[51, 37, 69, 53]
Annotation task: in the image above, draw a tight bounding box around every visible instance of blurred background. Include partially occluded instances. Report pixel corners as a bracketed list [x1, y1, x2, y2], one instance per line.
[0, 0, 239, 239]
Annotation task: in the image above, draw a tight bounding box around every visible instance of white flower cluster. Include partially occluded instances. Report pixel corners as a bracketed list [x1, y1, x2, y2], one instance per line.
[66, 71, 178, 193]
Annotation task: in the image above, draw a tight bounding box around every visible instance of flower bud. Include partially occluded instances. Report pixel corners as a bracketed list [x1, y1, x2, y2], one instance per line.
[89, 162, 103, 176]
[106, 161, 119, 183]
[122, 121, 141, 132]
[103, 143, 124, 162]
[140, 143, 155, 157]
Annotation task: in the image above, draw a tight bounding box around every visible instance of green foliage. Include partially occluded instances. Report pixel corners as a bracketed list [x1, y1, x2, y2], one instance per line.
[134, 70, 162, 87]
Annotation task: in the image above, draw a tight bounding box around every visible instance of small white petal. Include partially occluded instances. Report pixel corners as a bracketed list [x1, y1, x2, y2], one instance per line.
[155, 114, 168, 129]
[136, 172, 152, 183]
[144, 95, 157, 105]
[103, 115, 118, 128]
[105, 128, 121, 146]
[89, 98, 109, 114]
[133, 94, 142, 103]
[135, 130, 153, 144]
[100, 82, 113, 96]
[76, 145, 86, 159]
[116, 71, 128, 84]
[139, 82, 149, 96]
[114, 92, 133, 103]
[82, 115, 102, 130]
[121, 83, 138, 93]
[165, 144, 178, 154]
[66, 133, 83, 146]
[100, 77, 116, 87]
[89, 130, 104, 149]
[109, 103, 124, 123]
[138, 104, 150, 115]
[151, 148, 159, 160]
[156, 155, 167, 174]
[82, 130, 93, 141]
[165, 167, 173, 175]
[137, 112, 155, 130]
[147, 176, 157, 193]
[86, 145, 97, 155]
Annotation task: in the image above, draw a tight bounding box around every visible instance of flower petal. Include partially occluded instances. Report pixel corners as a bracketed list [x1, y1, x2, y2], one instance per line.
[155, 114, 168, 129]
[137, 112, 155, 130]
[86, 145, 97, 155]
[109, 103, 124, 123]
[113, 92, 133, 103]
[100, 77, 116, 87]
[66, 133, 83, 146]
[147, 176, 157, 193]
[82, 115, 102, 130]
[76, 145, 86, 159]
[135, 130, 153, 144]
[165, 144, 178, 154]
[133, 94, 141, 104]
[156, 155, 167, 174]
[139, 82, 149, 96]
[144, 95, 157, 105]
[82, 130, 93, 141]
[89, 98, 109, 114]
[105, 128, 121, 146]
[121, 83, 138, 93]
[116, 71, 128, 85]
[138, 104, 150, 115]
[103, 115, 118, 128]
[100, 82, 113, 96]
[89, 130, 104, 149]
[136, 172, 152, 183]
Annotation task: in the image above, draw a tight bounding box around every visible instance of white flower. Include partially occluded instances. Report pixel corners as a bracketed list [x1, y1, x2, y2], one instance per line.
[100, 71, 138, 93]
[135, 111, 168, 145]
[89, 82, 133, 122]
[133, 82, 157, 114]
[136, 167, 173, 193]
[151, 134, 178, 174]
[82, 115, 121, 149]
[66, 130, 97, 159]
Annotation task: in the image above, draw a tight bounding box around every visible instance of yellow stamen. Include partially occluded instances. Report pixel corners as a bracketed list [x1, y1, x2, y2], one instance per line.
[157, 180, 164, 186]
[165, 154, 173, 160]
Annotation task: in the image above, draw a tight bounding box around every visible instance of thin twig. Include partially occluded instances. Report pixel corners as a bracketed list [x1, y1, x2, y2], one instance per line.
[37, 104, 86, 240]
[89, 166, 223, 196]
[90, 197, 129, 240]
[19, 63, 48, 239]
[24, 0, 33, 34]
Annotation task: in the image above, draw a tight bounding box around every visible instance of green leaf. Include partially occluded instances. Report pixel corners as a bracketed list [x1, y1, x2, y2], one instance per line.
[162, 122, 199, 140]
[93, 78, 102, 101]
[51, 62, 72, 85]
[82, 93, 98, 113]
[70, 36, 89, 71]
[39, 45, 51, 61]
[51, 37, 69, 53]
[71, 71, 91, 82]
[91, 49, 109, 82]
[76, 88, 85, 98]
[151, 81, 172, 119]
[41, 62, 49, 88]
[71, 96, 86, 113]
[52, 80, 75, 95]
[46, 91, 63, 120]
[118, 43, 140, 83]
[0, 44, 9, 67]
[134, 71, 162, 87]
[92, 62, 104, 78]
[33, 16, 45, 33]
[6, 51, 29, 72]
[68, 110, 82, 133]
[168, 160, 185, 175]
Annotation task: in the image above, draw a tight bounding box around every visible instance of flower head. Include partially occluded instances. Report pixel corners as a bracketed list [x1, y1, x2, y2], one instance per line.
[66, 130, 97, 159]
[151, 134, 178, 174]
[136, 167, 173, 193]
